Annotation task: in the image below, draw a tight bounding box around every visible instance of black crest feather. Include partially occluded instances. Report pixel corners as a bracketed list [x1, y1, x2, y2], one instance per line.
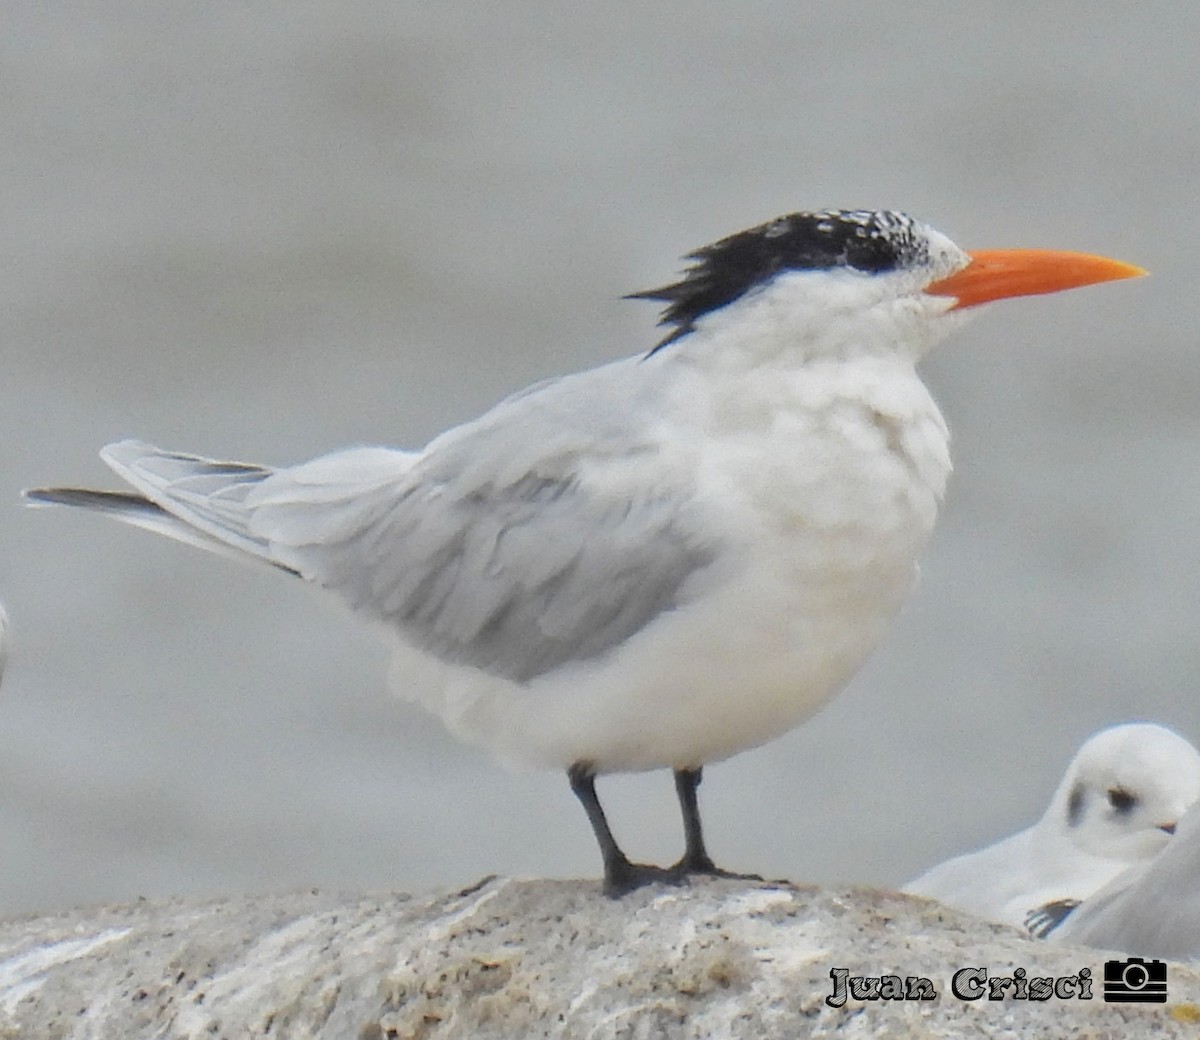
[629, 209, 927, 352]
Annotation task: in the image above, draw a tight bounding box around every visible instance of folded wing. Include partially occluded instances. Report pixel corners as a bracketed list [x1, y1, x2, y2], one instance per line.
[29, 429, 717, 684]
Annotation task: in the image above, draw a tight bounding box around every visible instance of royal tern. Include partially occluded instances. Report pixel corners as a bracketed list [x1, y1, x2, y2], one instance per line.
[27, 209, 1143, 894]
[904, 723, 1200, 933]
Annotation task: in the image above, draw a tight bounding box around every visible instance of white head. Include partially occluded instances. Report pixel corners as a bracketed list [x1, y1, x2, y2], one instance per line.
[1045, 723, 1200, 862]
[630, 209, 1144, 365]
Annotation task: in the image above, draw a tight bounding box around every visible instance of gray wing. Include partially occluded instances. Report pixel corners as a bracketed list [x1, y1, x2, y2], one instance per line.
[256, 360, 719, 683]
[260, 443, 717, 685]
[263, 361, 720, 683]
[32, 360, 720, 685]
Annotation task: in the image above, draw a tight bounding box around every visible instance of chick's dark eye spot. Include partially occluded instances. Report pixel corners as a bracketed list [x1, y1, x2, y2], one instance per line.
[1107, 787, 1138, 813]
[1066, 784, 1084, 827]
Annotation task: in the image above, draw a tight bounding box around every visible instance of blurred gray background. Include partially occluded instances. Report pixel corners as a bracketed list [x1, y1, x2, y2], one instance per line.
[2, 2, 1198, 915]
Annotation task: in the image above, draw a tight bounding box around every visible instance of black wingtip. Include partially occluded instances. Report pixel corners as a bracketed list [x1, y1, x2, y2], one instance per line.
[23, 487, 158, 513]
[24, 487, 75, 507]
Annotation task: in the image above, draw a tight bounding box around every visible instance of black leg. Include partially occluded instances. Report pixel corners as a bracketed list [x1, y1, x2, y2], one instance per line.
[673, 767, 719, 873]
[670, 767, 762, 881]
[1024, 899, 1080, 939]
[568, 764, 680, 897]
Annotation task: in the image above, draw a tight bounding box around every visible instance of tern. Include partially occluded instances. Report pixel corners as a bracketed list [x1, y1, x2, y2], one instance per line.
[904, 723, 1200, 933]
[27, 209, 1143, 895]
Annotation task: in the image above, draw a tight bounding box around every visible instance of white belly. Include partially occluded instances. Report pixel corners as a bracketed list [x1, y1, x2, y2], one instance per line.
[388, 516, 925, 771]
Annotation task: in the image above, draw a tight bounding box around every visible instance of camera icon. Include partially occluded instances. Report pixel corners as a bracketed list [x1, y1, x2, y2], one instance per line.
[1103, 957, 1168, 1003]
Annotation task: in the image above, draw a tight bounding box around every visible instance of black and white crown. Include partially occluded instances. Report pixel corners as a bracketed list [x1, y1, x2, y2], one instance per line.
[630, 209, 930, 350]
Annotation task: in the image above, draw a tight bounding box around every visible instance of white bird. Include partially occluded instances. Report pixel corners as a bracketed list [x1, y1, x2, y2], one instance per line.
[904, 723, 1200, 932]
[1053, 797, 1200, 959]
[26, 209, 1142, 895]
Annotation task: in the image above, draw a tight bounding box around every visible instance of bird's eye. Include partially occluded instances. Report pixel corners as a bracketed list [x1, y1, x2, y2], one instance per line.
[1107, 787, 1138, 813]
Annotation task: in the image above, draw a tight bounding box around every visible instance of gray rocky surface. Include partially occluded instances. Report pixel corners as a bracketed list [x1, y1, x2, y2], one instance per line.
[0, 876, 1196, 1038]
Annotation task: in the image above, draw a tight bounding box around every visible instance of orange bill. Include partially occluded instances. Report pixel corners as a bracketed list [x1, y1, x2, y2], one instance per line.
[927, 249, 1147, 311]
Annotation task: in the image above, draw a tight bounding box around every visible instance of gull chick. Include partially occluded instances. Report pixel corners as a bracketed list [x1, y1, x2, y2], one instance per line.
[904, 723, 1200, 932]
[27, 209, 1142, 895]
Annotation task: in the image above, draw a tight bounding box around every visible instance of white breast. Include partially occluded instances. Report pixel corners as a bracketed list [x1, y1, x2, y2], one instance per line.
[389, 349, 951, 773]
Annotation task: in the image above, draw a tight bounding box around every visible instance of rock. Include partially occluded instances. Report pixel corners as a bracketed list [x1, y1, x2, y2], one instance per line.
[0, 876, 1197, 1037]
